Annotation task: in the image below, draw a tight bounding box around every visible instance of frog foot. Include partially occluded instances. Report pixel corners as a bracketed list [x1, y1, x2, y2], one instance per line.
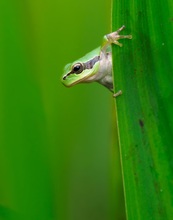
[113, 90, 122, 98]
[106, 25, 132, 47]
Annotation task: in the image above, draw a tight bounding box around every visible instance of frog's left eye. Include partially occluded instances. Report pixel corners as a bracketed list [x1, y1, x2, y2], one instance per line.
[72, 63, 84, 74]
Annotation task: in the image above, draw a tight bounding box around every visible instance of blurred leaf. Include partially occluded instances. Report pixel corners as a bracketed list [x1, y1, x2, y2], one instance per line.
[0, 0, 113, 220]
[112, 0, 173, 219]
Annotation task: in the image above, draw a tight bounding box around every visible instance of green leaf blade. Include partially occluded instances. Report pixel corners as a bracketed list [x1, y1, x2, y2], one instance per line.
[112, 0, 173, 219]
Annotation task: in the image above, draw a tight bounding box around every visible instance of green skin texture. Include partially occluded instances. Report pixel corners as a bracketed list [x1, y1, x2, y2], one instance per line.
[62, 47, 101, 87]
[61, 26, 132, 95]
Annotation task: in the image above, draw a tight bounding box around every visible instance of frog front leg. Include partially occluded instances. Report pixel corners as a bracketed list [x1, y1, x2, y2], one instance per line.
[101, 25, 132, 98]
[101, 25, 132, 51]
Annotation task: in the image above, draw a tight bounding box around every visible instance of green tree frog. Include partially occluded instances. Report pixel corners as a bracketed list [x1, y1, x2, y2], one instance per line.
[61, 25, 132, 97]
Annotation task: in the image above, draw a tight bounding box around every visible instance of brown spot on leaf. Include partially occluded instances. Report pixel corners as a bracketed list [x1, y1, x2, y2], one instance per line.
[139, 119, 144, 128]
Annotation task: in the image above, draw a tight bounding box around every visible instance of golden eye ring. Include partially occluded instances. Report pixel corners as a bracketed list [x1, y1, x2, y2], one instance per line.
[72, 63, 84, 74]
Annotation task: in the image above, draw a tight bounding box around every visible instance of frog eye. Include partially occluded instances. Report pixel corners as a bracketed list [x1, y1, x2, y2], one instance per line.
[72, 63, 84, 74]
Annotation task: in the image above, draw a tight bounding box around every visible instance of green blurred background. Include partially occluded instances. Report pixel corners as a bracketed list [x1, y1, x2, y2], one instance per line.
[0, 0, 123, 220]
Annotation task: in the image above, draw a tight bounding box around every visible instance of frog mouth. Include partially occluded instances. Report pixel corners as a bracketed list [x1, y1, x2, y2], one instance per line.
[67, 73, 94, 87]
